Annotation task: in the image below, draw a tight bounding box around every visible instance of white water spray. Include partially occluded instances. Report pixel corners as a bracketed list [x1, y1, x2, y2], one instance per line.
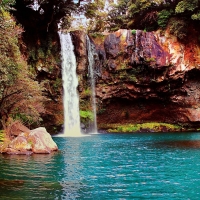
[59, 32, 82, 137]
[86, 35, 97, 134]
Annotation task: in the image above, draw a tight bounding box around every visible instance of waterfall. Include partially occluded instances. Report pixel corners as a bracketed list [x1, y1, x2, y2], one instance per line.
[86, 35, 97, 133]
[58, 32, 82, 137]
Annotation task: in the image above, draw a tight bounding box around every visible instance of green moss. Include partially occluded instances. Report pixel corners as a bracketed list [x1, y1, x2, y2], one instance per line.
[145, 57, 156, 62]
[102, 123, 181, 133]
[131, 29, 136, 35]
[0, 130, 5, 143]
[52, 78, 62, 91]
[80, 110, 94, 124]
[84, 88, 92, 96]
[89, 32, 105, 39]
[128, 74, 137, 82]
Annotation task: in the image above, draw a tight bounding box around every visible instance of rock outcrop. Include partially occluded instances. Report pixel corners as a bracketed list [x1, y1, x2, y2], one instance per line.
[2, 127, 58, 155]
[75, 29, 200, 130]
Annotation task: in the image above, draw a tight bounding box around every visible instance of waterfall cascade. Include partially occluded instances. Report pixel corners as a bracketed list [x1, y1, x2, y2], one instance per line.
[59, 32, 82, 137]
[86, 36, 98, 134]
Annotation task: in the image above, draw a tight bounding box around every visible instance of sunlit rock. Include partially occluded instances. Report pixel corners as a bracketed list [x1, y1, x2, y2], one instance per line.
[1, 126, 58, 155]
[84, 29, 200, 130]
[28, 127, 58, 153]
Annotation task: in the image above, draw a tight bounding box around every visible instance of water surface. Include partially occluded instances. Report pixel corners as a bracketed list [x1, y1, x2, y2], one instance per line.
[1, 132, 200, 199]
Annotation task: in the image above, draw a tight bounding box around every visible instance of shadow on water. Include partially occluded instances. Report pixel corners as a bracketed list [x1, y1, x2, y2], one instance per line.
[140, 131, 200, 149]
[153, 140, 200, 149]
[0, 152, 65, 199]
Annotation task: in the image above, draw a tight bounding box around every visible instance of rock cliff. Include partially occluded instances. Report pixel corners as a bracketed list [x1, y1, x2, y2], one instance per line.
[74, 29, 200, 131]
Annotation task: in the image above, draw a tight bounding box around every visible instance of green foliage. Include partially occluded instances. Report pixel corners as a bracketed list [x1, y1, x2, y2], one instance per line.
[84, 0, 108, 32]
[175, 0, 198, 13]
[103, 0, 200, 37]
[80, 110, 94, 124]
[37, 48, 45, 59]
[107, 122, 181, 133]
[191, 12, 200, 20]
[89, 32, 105, 39]
[53, 78, 62, 91]
[0, 10, 21, 90]
[158, 9, 173, 28]
[27, 33, 60, 77]
[128, 74, 137, 82]
[97, 108, 106, 114]
[11, 112, 41, 126]
[131, 29, 136, 35]
[0, 0, 15, 10]
[85, 0, 104, 18]
[84, 88, 91, 96]
[145, 57, 156, 62]
[128, 3, 138, 16]
[0, 10, 45, 128]
[0, 130, 5, 142]
[169, 18, 188, 39]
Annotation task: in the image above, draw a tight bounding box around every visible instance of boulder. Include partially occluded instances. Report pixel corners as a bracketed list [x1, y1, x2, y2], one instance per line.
[1, 127, 58, 154]
[9, 136, 32, 151]
[28, 127, 58, 154]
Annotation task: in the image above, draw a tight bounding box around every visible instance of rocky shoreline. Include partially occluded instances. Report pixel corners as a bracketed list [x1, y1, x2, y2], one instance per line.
[0, 122, 58, 155]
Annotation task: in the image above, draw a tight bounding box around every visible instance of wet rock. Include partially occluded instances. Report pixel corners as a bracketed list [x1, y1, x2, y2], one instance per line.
[71, 31, 87, 74]
[72, 29, 200, 130]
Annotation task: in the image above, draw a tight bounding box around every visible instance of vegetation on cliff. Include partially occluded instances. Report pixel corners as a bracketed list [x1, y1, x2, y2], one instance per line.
[1, 0, 200, 133]
[0, 4, 45, 129]
[99, 122, 182, 133]
[85, 0, 200, 40]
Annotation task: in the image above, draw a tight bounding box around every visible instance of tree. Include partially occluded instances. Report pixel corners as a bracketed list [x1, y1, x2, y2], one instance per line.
[105, 0, 200, 36]
[84, 0, 109, 32]
[0, 9, 45, 128]
[0, 0, 15, 10]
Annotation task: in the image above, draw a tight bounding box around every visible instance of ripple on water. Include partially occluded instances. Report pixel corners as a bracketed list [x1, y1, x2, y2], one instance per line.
[1, 133, 200, 199]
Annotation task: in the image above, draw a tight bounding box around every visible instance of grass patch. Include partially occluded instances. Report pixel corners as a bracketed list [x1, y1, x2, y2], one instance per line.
[99, 123, 181, 133]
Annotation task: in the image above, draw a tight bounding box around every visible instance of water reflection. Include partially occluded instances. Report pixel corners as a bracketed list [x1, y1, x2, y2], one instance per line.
[59, 138, 85, 199]
[0, 151, 64, 199]
[153, 140, 200, 149]
[1, 134, 200, 199]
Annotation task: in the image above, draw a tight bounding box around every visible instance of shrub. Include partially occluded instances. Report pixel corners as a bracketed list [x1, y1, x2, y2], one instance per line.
[80, 110, 94, 124]
[175, 0, 198, 14]
[157, 9, 173, 29]
[169, 18, 188, 39]
[191, 12, 200, 20]
[131, 29, 136, 35]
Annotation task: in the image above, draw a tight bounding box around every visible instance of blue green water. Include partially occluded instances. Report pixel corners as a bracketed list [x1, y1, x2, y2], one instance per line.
[1, 132, 200, 199]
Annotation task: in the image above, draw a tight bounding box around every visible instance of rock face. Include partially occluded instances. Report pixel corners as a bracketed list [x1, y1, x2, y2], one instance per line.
[3, 127, 58, 155]
[75, 29, 200, 130]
